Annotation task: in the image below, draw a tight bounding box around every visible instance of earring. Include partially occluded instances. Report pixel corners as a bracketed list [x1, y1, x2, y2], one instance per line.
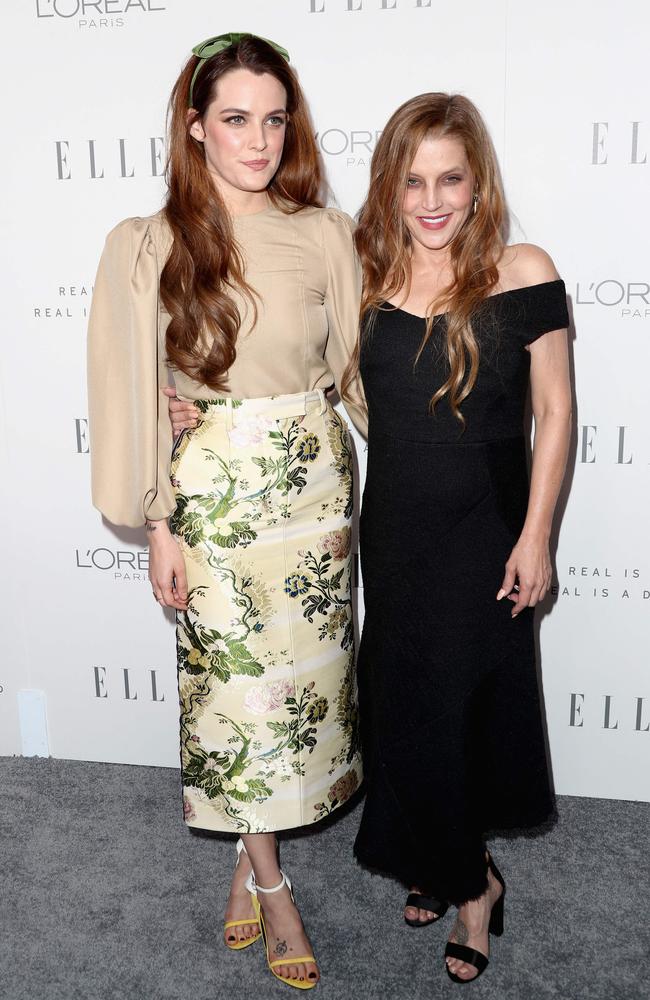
[473, 193, 479, 215]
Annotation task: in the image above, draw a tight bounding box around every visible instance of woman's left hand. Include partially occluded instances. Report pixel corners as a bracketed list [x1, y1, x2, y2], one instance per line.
[163, 385, 200, 438]
[497, 535, 552, 618]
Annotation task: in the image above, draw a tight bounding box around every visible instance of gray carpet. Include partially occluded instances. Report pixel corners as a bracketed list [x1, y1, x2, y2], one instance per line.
[1, 757, 648, 1000]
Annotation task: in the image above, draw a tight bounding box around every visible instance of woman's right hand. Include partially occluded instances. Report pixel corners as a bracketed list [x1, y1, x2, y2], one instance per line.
[147, 519, 188, 611]
[162, 385, 200, 438]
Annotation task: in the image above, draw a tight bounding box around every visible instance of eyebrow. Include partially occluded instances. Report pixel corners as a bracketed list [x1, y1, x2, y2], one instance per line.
[219, 107, 288, 115]
[409, 165, 466, 176]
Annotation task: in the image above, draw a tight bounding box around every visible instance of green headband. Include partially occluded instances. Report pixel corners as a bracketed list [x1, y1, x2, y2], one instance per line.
[189, 32, 291, 106]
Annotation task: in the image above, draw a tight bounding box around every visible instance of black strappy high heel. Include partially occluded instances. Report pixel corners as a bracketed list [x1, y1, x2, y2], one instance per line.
[444, 854, 505, 984]
[404, 891, 450, 927]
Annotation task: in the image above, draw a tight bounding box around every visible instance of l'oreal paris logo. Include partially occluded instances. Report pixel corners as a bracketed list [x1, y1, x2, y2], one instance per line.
[76, 548, 149, 581]
[35, 0, 165, 16]
[574, 281, 650, 319]
[315, 129, 382, 156]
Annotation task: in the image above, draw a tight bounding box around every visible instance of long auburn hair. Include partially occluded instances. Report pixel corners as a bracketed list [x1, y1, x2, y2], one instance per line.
[343, 93, 507, 424]
[161, 35, 323, 391]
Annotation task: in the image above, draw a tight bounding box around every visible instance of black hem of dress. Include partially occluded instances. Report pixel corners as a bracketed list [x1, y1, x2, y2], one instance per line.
[353, 800, 556, 906]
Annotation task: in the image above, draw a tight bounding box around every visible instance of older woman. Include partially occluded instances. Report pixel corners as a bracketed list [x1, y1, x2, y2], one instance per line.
[347, 93, 571, 984]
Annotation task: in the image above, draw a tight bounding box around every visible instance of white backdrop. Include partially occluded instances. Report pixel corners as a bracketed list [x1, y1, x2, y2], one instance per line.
[1, 0, 648, 801]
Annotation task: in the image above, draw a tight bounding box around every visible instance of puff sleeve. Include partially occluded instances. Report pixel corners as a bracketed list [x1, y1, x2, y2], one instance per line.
[322, 209, 368, 439]
[87, 217, 175, 528]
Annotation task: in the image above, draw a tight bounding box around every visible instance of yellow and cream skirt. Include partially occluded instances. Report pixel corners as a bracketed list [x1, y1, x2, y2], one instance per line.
[170, 390, 361, 834]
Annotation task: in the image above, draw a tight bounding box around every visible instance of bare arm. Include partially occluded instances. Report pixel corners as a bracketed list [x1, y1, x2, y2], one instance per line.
[524, 328, 572, 541]
[499, 329, 572, 615]
[497, 245, 572, 616]
[147, 517, 188, 611]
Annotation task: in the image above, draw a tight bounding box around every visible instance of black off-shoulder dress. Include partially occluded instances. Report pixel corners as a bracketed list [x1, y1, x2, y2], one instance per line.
[354, 280, 569, 905]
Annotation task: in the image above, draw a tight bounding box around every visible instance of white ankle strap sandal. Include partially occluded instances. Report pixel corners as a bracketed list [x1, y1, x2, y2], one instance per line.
[253, 871, 292, 895]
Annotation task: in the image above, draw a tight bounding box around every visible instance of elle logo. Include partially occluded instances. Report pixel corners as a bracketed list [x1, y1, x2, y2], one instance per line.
[579, 425, 639, 465]
[93, 666, 166, 702]
[569, 694, 649, 732]
[55, 138, 165, 180]
[591, 122, 647, 164]
[75, 418, 89, 454]
[309, 0, 431, 10]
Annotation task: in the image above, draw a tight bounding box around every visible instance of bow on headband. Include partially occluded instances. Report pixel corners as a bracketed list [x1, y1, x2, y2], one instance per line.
[189, 32, 291, 106]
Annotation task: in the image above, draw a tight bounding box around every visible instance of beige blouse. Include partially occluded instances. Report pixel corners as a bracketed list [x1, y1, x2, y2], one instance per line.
[87, 204, 367, 528]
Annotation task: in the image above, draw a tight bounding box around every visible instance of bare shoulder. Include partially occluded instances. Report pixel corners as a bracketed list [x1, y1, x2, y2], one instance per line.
[497, 243, 559, 292]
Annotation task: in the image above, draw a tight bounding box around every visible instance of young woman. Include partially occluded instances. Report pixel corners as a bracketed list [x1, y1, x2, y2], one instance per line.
[88, 33, 366, 991]
[348, 93, 571, 984]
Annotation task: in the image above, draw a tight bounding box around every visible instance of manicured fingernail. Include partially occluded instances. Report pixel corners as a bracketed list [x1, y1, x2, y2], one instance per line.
[497, 589, 505, 600]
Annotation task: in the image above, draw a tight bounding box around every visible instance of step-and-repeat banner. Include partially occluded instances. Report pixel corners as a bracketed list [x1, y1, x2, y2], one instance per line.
[1, 0, 648, 802]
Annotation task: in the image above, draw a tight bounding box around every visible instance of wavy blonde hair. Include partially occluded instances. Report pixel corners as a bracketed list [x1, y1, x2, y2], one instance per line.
[343, 93, 507, 424]
[161, 35, 322, 392]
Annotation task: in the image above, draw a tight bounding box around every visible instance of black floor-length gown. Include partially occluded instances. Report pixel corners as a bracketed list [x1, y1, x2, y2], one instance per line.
[354, 280, 569, 905]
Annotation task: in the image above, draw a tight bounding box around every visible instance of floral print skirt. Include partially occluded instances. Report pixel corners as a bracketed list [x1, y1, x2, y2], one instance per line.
[170, 390, 362, 833]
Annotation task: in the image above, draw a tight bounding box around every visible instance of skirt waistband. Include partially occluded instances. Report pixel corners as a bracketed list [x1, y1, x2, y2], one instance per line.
[187, 390, 328, 427]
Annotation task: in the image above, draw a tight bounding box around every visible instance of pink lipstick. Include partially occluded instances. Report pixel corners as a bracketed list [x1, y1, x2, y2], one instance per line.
[417, 213, 452, 231]
[243, 159, 270, 171]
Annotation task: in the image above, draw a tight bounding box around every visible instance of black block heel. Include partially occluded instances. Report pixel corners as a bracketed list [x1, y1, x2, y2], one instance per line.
[444, 853, 506, 984]
[404, 892, 449, 927]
